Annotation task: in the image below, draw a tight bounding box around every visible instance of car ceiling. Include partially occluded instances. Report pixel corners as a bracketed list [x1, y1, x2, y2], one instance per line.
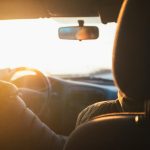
[0, 0, 123, 23]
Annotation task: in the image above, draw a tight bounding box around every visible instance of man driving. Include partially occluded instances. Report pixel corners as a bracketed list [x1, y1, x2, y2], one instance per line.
[0, 0, 149, 149]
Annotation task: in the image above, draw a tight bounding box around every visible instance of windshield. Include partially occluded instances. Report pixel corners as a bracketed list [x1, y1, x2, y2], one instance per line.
[0, 17, 116, 78]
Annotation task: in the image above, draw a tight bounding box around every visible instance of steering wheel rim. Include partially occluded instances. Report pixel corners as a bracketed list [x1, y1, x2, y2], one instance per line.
[8, 67, 52, 116]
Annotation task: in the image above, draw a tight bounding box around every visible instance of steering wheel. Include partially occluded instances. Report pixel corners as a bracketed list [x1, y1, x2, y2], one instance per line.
[8, 67, 52, 117]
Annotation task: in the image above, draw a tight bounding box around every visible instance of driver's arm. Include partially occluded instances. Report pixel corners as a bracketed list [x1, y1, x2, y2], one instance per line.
[0, 80, 66, 150]
[0, 68, 14, 80]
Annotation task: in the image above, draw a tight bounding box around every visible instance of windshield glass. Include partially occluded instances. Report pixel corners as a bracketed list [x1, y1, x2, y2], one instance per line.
[0, 17, 116, 79]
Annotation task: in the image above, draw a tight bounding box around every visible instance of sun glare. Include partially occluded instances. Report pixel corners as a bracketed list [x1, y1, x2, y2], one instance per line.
[0, 18, 116, 75]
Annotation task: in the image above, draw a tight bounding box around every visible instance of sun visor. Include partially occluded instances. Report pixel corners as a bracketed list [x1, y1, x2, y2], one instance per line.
[0, 0, 123, 23]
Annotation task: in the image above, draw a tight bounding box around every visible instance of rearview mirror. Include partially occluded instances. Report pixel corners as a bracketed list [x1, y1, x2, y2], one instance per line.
[58, 26, 99, 40]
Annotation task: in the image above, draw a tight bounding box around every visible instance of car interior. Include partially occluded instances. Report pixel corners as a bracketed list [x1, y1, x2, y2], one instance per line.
[64, 0, 150, 149]
[0, 0, 149, 149]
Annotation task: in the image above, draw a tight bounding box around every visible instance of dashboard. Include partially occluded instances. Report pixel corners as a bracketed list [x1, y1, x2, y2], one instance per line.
[12, 74, 117, 135]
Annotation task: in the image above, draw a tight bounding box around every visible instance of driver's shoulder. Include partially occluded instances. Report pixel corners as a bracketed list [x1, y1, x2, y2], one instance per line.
[76, 99, 121, 127]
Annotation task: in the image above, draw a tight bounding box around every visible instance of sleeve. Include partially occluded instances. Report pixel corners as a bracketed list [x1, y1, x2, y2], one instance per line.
[76, 100, 120, 127]
[0, 80, 66, 150]
[1, 96, 67, 150]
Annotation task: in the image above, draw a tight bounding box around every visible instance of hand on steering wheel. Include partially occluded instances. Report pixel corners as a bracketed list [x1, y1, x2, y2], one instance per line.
[1, 67, 52, 118]
[0, 68, 16, 81]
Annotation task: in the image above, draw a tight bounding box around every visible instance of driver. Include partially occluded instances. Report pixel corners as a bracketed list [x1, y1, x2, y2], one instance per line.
[0, 0, 149, 149]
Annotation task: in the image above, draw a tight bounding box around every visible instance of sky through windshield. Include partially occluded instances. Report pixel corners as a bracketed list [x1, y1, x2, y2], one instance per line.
[0, 17, 116, 75]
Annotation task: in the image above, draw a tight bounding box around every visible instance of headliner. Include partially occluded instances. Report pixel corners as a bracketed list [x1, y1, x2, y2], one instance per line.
[0, 0, 123, 23]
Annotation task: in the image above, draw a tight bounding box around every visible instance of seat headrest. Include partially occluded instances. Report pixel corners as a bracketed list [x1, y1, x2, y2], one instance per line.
[113, 0, 150, 100]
